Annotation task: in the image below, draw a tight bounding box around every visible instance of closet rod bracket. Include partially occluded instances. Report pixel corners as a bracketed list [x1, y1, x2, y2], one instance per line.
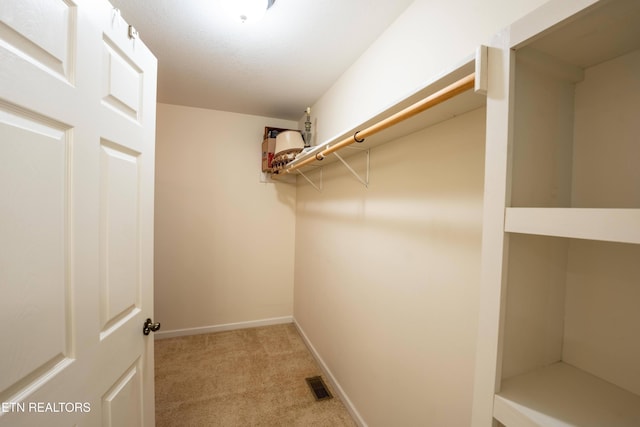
[333, 149, 370, 188]
[297, 168, 323, 192]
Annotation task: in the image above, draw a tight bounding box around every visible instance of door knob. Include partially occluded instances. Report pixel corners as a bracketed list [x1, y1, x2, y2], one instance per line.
[143, 318, 161, 335]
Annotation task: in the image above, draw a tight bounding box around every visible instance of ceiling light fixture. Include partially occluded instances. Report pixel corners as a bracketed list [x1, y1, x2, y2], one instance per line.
[225, 0, 276, 24]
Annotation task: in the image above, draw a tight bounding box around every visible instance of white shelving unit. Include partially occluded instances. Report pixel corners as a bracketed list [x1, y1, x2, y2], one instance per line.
[473, 0, 640, 426]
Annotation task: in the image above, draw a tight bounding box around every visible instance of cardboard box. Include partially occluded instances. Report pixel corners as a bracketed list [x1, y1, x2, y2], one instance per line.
[262, 137, 276, 172]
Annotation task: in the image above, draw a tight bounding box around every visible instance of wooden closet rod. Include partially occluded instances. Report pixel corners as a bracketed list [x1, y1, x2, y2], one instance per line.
[280, 72, 476, 174]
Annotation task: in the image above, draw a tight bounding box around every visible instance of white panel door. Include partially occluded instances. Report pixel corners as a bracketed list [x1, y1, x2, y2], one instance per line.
[0, 1, 157, 426]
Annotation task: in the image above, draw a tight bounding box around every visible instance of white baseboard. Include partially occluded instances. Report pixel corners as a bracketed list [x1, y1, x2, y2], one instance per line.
[154, 316, 293, 340]
[293, 318, 367, 427]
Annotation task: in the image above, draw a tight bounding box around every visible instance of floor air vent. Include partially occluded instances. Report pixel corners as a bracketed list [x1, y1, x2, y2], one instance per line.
[305, 376, 333, 401]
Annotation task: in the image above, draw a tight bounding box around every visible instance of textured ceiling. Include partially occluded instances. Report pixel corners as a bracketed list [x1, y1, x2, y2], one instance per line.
[109, 0, 415, 120]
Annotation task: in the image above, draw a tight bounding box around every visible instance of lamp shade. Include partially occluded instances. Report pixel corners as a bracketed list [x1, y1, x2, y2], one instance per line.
[275, 131, 304, 156]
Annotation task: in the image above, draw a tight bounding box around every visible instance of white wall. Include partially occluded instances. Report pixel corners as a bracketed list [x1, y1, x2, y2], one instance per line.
[311, 0, 549, 145]
[294, 0, 550, 425]
[295, 108, 486, 425]
[154, 103, 297, 334]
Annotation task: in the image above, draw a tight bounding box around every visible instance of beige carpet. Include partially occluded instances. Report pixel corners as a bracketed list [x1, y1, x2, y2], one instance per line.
[154, 323, 357, 426]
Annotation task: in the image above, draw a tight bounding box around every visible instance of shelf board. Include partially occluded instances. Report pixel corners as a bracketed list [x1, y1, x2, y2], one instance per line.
[510, 0, 640, 69]
[281, 56, 486, 175]
[504, 208, 640, 244]
[494, 362, 640, 427]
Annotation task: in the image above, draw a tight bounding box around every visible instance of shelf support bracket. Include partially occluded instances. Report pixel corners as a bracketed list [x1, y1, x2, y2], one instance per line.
[297, 168, 322, 192]
[333, 149, 369, 188]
